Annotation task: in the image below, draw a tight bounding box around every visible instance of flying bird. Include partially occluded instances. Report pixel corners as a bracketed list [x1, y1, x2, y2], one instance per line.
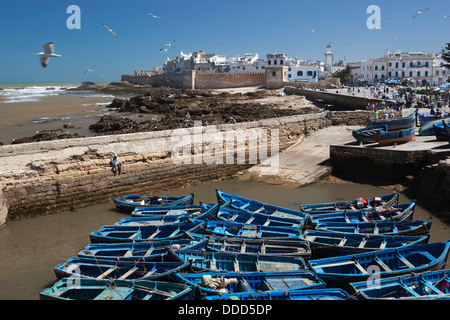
[413, 8, 428, 19]
[309, 29, 317, 33]
[159, 40, 175, 53]
[392, 37, 398, 41]
[442, 15, 450, 18]
[146, 13, 162, 21]
[102, 23, 118, 38]
[84, 66, 96, 74]
[35, 42, 61, 68]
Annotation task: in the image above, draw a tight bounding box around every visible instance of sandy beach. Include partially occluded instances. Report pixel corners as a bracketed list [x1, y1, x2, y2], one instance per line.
[0, 95, 116, 144]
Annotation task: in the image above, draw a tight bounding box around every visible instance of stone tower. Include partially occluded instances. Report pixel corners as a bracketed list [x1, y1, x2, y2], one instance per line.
[324, 43, 334, 72]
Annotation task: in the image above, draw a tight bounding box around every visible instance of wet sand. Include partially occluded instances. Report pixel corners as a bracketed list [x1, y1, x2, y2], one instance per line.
[0, 94, 163, 145]
[0, 95, 113, 144]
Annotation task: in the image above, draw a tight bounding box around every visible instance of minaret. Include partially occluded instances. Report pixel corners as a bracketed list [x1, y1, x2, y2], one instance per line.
[324, 43, 334, 72]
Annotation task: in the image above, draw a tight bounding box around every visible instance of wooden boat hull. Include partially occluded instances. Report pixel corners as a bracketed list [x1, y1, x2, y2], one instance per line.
[350, 269, 450, 300]
[168, 249, 307, 273]
[419, 118, 449, 136]
[433, 122, 450, 141]
[40, 278, 194, 300]
[215, 206, 306, 229]
[302, 230, 430, 259]
[114, 194, 194, 213]
[306, 201, 416, 226]
[54, 257, 191, 281]
[89, 221, 205, 243]
[172, 270, 326, 298]
[196, 220, 304, 240]
[78, 239, 206, 261]
[216, 189, 308, 219]
[374, 126, 416, 146]
[307, 241, 450, 290]
[115, 203, 219, 226]
[131, 204, 205, 218]
[371, 112, 415, 130]
[352, 125, 387, 144]
[315, 218, 432, 236]
[198, 235, 311, 258]
[204, 288, 352, 300]
[299, 192, 399, 214]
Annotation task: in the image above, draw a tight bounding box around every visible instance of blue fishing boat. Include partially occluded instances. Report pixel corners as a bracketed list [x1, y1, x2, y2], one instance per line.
[419, 118, 450, 136]
[371, 111, 415, 130]
[204, 288, 352, 300]
[40, 278, 194, 300]
[114, 193, 194, 213]
[215, 206, 307, 229]
[306, 201, 416, 227]
[350, 269, 450, 300]
[115, 203, 220, 226]
[301, 230, 430, 259]
[307, 241, 450, 289]
[314, 218, 433, 236]
[54, 257, 191, 281]
[433, 121, 450, 141]
[299, 191, 399, 214]
[374, 126, 416, 146]
[444, 120, 450, 142]
[78, 239, 206, 261]
[131, 204, 205, 218]
[89, 221, 205, 243]
[198, 235, 311, 258]
[167, 249, 306, 273]
[215, 189, 308, 219]
[195, 220, 303, 240]
[172, 270, 326, 298]
[352, 125, 387, 144]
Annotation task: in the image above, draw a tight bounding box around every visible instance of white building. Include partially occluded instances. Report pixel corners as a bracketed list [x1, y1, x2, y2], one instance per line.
[358, 50, 448, 86]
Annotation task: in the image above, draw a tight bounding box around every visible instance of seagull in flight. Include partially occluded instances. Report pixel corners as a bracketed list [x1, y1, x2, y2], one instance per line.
[392, 37, 398, 41]
[35, 42, 61, 68]
[84, 66, 96, 74]
[413, 8, 428, 19]
[309, 29, 317, 33]
[146, 13, 162, 21]
[159, 40, 175, 53]
[102, 23, 118, 38]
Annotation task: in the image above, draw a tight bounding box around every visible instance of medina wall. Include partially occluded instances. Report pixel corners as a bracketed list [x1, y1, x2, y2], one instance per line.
[194, 72, 265, 89]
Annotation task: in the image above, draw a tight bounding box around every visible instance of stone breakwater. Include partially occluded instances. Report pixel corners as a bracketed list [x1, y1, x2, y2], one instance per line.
[3, 111, 368, 227]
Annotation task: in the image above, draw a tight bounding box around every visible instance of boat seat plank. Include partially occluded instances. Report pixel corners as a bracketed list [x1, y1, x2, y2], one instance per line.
[94, 287, 133, 300]
[239, 279, 254, 292]
[419, 279, 445, 295]
[144, 247, 154, 256]
[374, 256, 392, 272]
[128, 231, 140, 240]
[418, 251, 436, 262]
[118, 266, 138, 279]
[397, 254, 415, 268]
[354, 260, 368, 274]
[123, 250, 133, 258]
[147, 229, 160, 240]
[96, 266, 118, 279]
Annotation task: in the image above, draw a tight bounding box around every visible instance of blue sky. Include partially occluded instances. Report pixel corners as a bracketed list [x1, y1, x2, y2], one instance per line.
[0, 0, 449, 83]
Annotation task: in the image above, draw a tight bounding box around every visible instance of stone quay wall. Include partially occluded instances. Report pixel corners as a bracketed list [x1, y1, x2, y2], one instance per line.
[330, 144, 450, 212]
[0, 112, 332, 227]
